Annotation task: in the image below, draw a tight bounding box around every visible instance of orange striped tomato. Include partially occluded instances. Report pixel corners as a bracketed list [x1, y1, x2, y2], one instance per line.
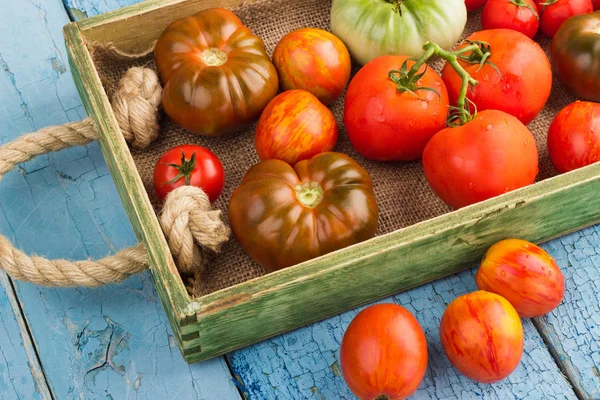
[476, 239, 565, 318]
[440, 291, 524, 383]
[255, 90, 338, 165]
[273, 28, 351, 105]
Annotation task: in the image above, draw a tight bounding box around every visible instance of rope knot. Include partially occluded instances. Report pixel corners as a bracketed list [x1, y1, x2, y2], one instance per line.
[159, 186, 230, 274]
[111, 67, 162, 149]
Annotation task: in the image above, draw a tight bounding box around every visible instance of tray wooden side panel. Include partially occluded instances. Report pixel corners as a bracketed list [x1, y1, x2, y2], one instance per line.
[63, 22, 190, 341]
[180, 167, 600, 362]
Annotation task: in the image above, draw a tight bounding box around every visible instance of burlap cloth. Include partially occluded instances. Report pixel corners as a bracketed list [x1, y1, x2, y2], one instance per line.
[89, 0, 573, 297]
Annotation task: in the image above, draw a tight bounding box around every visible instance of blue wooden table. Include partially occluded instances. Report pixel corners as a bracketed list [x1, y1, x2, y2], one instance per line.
[0, 1, 598, 399]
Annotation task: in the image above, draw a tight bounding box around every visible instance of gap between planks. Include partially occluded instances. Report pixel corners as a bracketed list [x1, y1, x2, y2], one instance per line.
[0, 272, 54, 400]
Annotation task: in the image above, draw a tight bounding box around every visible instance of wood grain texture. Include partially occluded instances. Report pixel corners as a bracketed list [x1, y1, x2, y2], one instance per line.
[64, 0, 141, 20]
[228, 268, 577, 400]
[0, 1, 238, 399]
[0, 272, 49, 400]
[537, 228, 600, 400]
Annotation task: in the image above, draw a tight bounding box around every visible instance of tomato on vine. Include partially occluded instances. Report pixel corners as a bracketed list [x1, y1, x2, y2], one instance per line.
[535, 0, 593, 37]
[403, 41, 539, 209]
[153, 145, 225, 203]
[482, 0, 540, 38]
[441, 29, 551, 125]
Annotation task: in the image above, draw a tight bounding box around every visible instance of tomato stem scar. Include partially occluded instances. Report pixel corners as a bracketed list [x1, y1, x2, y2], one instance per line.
[201, 47, 228, 66]
[295, 181, 324, 208]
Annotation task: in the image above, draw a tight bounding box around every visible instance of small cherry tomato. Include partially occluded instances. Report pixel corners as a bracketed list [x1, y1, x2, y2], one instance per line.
[340, 304, 428, 400]
[535, 0, 593, 37]
[344, 55, 449, 161]
[547, 101, 600, 173]
[476, 238, 565, 318]
[440, 291, 524, 383]
[423, 110, 538, 209]
[482, 0, 540, 38]
[273, 28, 351, 105]
[255, 90, 338, 165]
[442, 29, 551, 125]
[153, 145, 225, 202]
[466, 0, 489, 10]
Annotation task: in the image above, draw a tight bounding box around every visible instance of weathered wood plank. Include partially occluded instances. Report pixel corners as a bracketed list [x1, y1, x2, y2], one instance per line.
[0, 271, 50, 400]
[536, 228, 600, 399]
[0, 1, 239, 399]
[228, 268, 577, 399]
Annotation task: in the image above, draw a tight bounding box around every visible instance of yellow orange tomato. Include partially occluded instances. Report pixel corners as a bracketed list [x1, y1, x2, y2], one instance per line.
[476, 238, 565, 318]
[440, 291, 524, 383]
[273, 28, 351, 105]
[255, 90, 338, 165]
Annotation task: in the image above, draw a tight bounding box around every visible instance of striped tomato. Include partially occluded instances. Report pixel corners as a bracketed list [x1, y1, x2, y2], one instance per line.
[440, 291, 524, 383]
[255, 90, 338, 165]
[476, 239, 565, 318]
[273, 28, 351, 105]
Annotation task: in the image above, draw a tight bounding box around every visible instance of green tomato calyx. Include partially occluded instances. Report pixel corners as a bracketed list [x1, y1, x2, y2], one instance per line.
[388, 58, 440, 100]
[164, 150, 197, 186]
[509, 0, 539, 20]
[295, 182, 324, 208]
[385, 0, 404, 14]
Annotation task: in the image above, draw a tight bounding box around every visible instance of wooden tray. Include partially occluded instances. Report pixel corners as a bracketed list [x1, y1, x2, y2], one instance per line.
[63, 0, 600, 363]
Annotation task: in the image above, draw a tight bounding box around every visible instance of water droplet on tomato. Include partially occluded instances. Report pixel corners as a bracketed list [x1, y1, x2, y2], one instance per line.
[408, 120, 416, 128]
[500, 270, 507, 277]
[542, 265, 546, 271]
[468, 182, 475, 189]
[486, 124, 493, 131]
[502, 83, 511, 93]
[593, 155, 598, 162]
[524, 266, 529, 272]
[524, 141, 529, 146]
[549, 270, 553, 276]
[526, 254, 530, 258]
[420, 100, 428, 109]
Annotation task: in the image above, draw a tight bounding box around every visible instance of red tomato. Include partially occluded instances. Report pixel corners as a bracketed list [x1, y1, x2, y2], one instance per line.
[153, 145, 225, 202]
[535, 0, 593, 37]
[440, 291, 524, 383]
[481, 0, 540, 38]
[547, 101, 600, 173]
[344, 55, 449, 161]
[466, 0, 489, 10]
[422, 110, 538, 209]
[441, 29, 552, 125]
[273, 28, 351, 105]
[476, 239, 565, 318]
[255, 90, 338, 165]
[340, 304, 428, 400]
[594, 0, 600, 9]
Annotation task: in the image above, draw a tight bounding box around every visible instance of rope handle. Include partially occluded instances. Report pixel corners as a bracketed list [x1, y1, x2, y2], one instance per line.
[0, 67, 230, 287]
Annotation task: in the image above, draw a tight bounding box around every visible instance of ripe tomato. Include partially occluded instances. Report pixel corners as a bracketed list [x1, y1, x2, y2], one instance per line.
[273, 28, 351, 105]
[255, 90, 338, 165]
[340, 304, 427, 400]
[440, 291, 524, 383]
[476, 239, 565, 318]
[441, 29, 552, 125]
[423, 110, 538, 209]
[481, 0, 540, 38]
[344, 55, 449, 161]
[466, 0, 489, 10]
[154, 9, 278, 136]
[229, 152, 378, 272]
[594, 0, 600, 8]
[547, 101, 600, 173]
[535, 0, 593, 37]
[551, 12, 600, 101]
[153, 145, 225, 202]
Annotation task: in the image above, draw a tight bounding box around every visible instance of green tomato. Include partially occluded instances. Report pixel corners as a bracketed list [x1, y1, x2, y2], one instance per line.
[330, 0, 467, 65]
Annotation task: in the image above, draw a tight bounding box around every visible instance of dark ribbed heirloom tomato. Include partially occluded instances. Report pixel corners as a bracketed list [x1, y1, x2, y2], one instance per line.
[154, 8, 279, 136]
[229, 152, 378, 272]
[255, 90, 338, 165]
[476, 238, 565, 318]
[551, 12, 600, 101]
[340, 304, 428, 400]
[440, 291, 524, 383]
[344, 55, 449, 161]
[273, 28, 351, 105]
[441, 29, 551, 125]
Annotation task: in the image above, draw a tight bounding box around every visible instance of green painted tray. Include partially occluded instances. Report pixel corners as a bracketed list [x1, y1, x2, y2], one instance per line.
[63, 0, 599, 363]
